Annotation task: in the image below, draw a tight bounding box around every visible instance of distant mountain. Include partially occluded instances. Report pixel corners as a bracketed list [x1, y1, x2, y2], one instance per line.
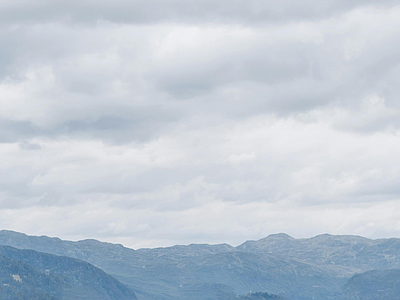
[343, 269, 400, 300]
[237, 233, 400, 274]
[0, 245, 137, 300]
[1, 230, 400, 300]
[0, 231, 345, 300]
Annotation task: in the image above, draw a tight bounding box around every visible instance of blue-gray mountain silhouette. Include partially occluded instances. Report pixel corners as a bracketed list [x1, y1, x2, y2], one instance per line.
[1, 230, 399, 300]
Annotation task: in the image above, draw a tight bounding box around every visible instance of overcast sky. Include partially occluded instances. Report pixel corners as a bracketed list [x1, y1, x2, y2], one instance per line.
[1, 0, 400, 248]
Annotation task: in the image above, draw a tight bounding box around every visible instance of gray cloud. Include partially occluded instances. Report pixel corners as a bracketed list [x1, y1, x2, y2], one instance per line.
[0, 0, 397, 25]
[1, 1, 400, 247]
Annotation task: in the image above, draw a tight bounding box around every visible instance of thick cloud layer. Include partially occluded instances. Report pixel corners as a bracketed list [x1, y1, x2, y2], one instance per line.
[1, 1, 400, 248]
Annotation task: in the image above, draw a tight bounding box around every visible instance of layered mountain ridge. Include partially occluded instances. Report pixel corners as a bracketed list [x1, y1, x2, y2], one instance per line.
[0, 230, 399, 300]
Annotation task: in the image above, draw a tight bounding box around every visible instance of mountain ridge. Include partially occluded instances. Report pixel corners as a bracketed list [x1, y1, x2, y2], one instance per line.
[2, 229, 395, 251]
[1, 230, 400, 300]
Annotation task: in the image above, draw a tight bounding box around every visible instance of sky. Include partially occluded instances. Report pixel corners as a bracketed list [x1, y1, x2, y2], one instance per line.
[1, 0, 400, 249]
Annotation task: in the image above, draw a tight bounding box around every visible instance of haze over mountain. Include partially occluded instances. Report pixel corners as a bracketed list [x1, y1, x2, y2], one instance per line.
[1, 230, 399, 300]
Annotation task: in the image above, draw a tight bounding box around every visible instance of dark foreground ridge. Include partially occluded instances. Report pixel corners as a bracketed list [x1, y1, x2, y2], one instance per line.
[1, 230, 400, 300]
[0, 244, 137, 300]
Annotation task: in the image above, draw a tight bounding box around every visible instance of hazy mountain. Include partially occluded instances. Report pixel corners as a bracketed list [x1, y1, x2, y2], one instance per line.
[0, 244, 137, 300]
[0, 231, 344, 300]
[0, 230, 400, 300]
[238, 233, 400, 274]
[343, 269, 400, 300]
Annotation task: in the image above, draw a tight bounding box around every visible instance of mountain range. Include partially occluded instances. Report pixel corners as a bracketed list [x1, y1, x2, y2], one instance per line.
[0, 230, 399, 300]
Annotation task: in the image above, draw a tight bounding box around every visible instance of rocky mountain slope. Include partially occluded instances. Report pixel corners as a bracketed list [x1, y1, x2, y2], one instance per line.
[0, 254, 60, 300]
[0, 244, 137, 300]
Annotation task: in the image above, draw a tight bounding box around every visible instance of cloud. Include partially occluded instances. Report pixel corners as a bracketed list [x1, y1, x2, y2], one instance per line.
[1, 1, 400, 247]
[3, 5, 400, 138]
[0, 0, 395, 26]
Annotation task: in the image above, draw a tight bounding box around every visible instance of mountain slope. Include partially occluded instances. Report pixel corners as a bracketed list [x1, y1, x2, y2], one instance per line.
[343, 269, 400, 300]
[0, 245, 137, 300]
[236, 292, 283, 300]
[0, 255, 61, 300]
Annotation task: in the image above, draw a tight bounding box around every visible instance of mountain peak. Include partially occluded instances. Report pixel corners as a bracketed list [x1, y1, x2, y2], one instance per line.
[236, 233, 294, 251]
[265, 233, 294, 240]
